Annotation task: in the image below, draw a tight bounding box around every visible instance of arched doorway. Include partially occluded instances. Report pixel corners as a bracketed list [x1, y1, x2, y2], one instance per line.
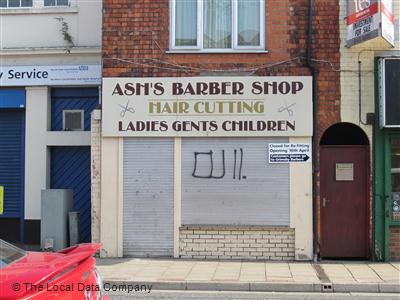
[319, 123, 370, 259]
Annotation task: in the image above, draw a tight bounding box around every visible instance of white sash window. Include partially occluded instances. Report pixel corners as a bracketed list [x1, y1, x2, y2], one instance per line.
[171, 0, 265, 52]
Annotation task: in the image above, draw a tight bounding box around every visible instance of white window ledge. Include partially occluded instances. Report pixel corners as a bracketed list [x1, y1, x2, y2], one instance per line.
[0, 6, 78, 15]
[166, 49, 269, 54]
[0, 46, 101, 56]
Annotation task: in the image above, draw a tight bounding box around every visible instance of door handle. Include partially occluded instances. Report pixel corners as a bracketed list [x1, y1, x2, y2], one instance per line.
[322, 197, 330, 207]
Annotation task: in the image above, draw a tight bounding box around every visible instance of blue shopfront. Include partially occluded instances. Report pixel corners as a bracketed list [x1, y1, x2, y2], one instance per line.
[0, 64, 101, 245]
[0, 90, 26, 242]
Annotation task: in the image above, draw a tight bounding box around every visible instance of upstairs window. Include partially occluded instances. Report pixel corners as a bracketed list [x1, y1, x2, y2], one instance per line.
[170, 0, 265, 51]
[44, 0, 69, 6]
[0, 0, 32, 7]
[0, 0, 69, 7]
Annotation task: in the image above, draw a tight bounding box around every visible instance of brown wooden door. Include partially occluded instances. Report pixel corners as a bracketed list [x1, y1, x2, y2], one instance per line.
[320, 146, 369, 258]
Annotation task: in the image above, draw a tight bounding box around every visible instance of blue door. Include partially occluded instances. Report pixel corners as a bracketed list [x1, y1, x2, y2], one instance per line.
[50, 147, 91, 242]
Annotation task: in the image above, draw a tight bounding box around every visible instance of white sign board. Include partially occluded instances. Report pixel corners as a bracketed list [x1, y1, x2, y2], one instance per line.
[0, 65, 101, 86]
[380, 0, 395, 46]
[268, 143, 311, 163]
[346, 0, 394, 47]
[335, 163, 354, 181]
[102, 77, 313, 137]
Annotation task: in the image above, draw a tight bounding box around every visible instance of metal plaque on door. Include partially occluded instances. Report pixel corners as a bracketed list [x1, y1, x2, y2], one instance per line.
[335, 163, 354, 181]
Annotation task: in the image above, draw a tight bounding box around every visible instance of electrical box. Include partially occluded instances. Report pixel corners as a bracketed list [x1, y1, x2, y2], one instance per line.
[41, 189, 73, 251]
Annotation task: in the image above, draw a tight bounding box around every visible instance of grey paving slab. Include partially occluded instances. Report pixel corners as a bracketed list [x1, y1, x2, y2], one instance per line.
[344, 264, 383, 283]
[390, 263, 400, 271]
[186, 262, 219, 281]
[186, 281, 250, 291]
[333, 283, 380, 293]
[379, 283, 400, 293]
[320, 263, 356, 283]
[239, 262, 266, 282]
[368, 263, 400, 283]
[159, 261, 196, 281]
[265, 263, 293, 282]
[289, 263, 319, 282]
[97, 262, 149, 279]
[103, 280, 187, 291]
[250, 282, 315, 292]
[212, 262, 242, 281]
[97, 258, 399, 294]
[133, 261, 173, 281]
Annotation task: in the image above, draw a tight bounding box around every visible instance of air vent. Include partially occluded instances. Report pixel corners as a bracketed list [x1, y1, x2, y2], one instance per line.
[63, 110, 84, 131]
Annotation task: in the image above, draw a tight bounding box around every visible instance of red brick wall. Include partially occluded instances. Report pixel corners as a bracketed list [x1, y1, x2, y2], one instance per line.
[103, 1, 340, 119]
[390, 227, 400, 260]
[102, 0, 340, 125]
[102, 0, 341, 254]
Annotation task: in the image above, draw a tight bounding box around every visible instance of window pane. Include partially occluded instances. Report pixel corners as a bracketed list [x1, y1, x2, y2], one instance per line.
[203, 0, 232, 48]
[44, 0, 55, 6]
[238, 0, 260, 46]
[56, 0, 69, 6]
[175, 0, 197, 46]
[391, 138, 400, 220]
[20, 0, 32, 6]
[0, 0, 6, 7]
[8, 0, 20, 7]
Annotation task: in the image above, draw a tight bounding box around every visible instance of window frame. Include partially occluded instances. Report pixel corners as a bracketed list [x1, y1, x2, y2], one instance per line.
[44, 0, 70, 7]
[0, 0, 70, 9]
[0, 0, 33, 8]
[62, 109, 84, 131]
[170, 0, 265, 52]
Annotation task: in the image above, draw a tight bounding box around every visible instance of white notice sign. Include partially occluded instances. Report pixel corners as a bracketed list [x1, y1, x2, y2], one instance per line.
[268, 143, 311, 163]
[0, 65, 101, 86]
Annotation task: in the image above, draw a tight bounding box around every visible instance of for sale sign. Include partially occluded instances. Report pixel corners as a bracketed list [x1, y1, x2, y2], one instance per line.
[346, 0, 394, 47]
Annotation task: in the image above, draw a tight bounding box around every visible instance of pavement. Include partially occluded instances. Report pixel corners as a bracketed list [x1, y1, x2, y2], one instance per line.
[96, 258, 400, 294]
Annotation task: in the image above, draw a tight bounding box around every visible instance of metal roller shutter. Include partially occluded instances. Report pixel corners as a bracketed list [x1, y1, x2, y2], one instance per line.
[0, 110, 24, 218]
[182, 137, 290, 226]
[123, 138, 174, 257]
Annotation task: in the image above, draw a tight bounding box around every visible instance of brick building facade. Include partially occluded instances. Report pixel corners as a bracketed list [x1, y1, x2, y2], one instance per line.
[95, 0, 341, 259]
[337, 0, 400, 261]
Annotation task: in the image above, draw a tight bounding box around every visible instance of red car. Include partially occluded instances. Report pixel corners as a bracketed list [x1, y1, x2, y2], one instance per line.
[0, 239, 109, 300]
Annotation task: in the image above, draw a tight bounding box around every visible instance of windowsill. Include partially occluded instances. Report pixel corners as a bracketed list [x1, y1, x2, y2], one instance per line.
[166, 49, 269, 54]
[0, 6, 78, 15]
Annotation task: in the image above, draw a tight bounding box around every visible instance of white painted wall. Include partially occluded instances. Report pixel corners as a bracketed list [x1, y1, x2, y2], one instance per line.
[24, 86, 92, 220]
[25, 87, 49, 220]
[0, 0, 101, 49]
[0, 52, 101, 66]
[100, 137, 122, 257]
[290, 136, 313, 261]
[339, 0, 400, 137]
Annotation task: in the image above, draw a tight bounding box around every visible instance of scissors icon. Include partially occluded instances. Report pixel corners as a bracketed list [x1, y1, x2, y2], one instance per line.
[278, 102, 296, 116]
[119, 100, 135, 117]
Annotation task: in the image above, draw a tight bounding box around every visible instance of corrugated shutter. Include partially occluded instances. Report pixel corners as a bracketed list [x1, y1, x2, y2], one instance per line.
[182, 137, 289, 226]
[0, 110, 24, 218]
[123, 138, 174, 257]
[50, 146, 91, 242]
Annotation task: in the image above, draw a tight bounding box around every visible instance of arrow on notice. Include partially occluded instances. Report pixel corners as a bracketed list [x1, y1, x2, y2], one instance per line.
[270, 154, 310, 163]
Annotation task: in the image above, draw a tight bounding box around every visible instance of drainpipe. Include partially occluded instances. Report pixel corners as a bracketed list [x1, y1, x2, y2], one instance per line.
[306, 0, 318, 262]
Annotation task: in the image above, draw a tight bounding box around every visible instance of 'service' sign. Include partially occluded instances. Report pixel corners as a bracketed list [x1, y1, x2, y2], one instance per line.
[0, 65, 101, 86]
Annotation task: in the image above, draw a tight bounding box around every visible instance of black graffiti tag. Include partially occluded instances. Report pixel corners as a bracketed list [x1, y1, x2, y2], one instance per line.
[192, 149, 245, 180]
